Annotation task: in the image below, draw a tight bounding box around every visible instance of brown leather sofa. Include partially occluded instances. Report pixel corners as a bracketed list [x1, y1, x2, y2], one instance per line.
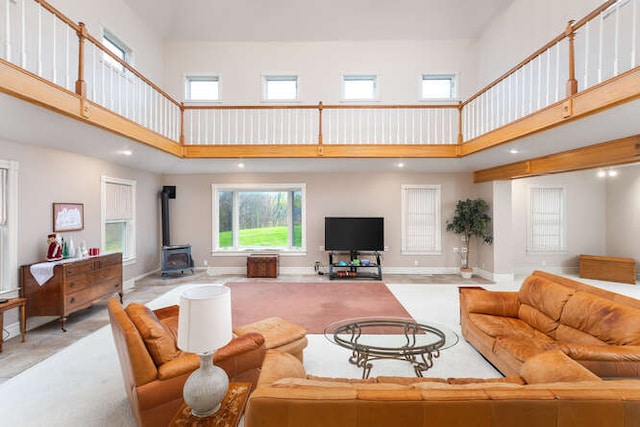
[107, 299, 266, 427]
[460, 270, 640, 377]
[245, 348, 640, 427]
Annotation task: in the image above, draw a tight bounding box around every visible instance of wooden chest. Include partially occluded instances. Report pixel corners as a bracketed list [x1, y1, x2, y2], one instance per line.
[579, 254, 636, 284]
[20, 252, 123, 330]
[247, 254, 279, 278]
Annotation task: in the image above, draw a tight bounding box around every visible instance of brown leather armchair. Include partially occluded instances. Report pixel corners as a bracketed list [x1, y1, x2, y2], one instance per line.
[107, 298, 266, 427]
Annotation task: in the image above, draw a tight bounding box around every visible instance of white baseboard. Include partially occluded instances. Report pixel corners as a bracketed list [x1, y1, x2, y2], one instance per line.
[382, 266, 459, 275]
[513, 266, 579, 276]
[2, 320, 22, 342]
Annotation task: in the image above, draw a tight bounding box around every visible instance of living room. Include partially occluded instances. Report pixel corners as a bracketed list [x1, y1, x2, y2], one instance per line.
[1, 0, 640, 425]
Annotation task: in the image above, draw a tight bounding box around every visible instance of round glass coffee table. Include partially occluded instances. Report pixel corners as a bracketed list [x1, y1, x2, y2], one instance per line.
[324, 317, 459, 379]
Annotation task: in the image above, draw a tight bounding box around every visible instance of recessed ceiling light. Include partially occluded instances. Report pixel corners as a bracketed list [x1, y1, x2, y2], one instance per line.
[237, 162, 245, 168]
[396, 162, 405, 168]
[509, 148, 519, 154]
[608, 169, 618, 177]
[597, 169, 606, 178]
[118, 149, 133, 156]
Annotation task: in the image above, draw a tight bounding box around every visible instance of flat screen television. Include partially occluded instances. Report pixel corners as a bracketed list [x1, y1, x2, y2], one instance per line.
[324, 217, 384, 252]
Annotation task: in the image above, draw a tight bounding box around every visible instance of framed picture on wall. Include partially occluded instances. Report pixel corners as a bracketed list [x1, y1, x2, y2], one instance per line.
[53, 203, 84, 232]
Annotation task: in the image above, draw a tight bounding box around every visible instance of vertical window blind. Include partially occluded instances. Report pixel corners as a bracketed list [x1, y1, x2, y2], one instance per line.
[0, 168, 7, 226]
[105, 181, 133, 221]
[528, 186, 566, 252]
[402, 185, 441, 254]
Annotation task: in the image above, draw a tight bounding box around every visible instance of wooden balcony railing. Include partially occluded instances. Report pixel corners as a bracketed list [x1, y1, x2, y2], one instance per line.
[0, 0, 638, 158]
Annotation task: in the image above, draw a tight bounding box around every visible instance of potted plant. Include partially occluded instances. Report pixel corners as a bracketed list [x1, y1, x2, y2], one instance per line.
[446, 198, 493, 279]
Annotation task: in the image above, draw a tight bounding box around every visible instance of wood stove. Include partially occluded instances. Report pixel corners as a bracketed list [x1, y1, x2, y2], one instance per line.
[161, 244, 194, 276]
[160, 186, 194, 277]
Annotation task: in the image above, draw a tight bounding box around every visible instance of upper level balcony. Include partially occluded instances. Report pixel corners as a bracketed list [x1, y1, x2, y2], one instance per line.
[1, 0, 639, 180]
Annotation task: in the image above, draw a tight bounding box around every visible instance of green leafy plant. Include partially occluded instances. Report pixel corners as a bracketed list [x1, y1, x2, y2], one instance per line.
[445, 198, 493, 270]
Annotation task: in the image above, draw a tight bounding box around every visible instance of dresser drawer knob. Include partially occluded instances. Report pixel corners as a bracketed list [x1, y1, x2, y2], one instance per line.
[69, 297, 76, 304]
[70, 282, 75, 288]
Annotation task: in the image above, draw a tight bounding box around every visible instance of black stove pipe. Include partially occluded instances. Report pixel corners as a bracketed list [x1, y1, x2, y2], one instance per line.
[161, 186, 176, 247]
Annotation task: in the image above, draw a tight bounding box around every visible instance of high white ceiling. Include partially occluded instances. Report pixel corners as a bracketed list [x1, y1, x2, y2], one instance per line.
[122, 0, 517, 42]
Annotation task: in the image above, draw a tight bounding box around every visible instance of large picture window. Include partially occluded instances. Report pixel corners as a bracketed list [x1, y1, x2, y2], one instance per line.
[212, 184, 306, 252]
[102, 176, 136, 261]
[401, 184, 442, 254]
[527, 186, 567, 253]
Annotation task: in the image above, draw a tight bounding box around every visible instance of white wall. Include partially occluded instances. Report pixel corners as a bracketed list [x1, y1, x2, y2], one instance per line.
[474, 0, 603, 88]
[49, 0, 164, 82]
[605, 164, 640, 269]
[163, 40, 477, 104]
[161, 171, 477, 273]
[511, 169, 607, 274]
[0, 138, 162, 282]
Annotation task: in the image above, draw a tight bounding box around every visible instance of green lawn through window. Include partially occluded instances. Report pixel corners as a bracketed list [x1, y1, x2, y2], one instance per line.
[219, 225, 302, 248]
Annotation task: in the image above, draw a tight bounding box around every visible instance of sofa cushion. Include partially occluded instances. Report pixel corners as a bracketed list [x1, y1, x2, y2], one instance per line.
[518, 276, 574, 321]
[447, 376, 525, 385]
[520, 350, 602, 384]
[306, 374, 377, 384]
[560, 291, 640, 346]
[272, 378, 354, 389]
[555, 324, 607, 346]
[494, 334, 556, 363]
[468, 313, 536, 338]
[518, 304, 559, 336]
[256, 349, 306, 387]
[125, 303, 181, 366]
[376, 376, 447, 386]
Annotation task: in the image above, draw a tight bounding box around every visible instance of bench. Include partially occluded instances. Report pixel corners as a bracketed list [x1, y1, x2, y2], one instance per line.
[579, 254, 636, 284]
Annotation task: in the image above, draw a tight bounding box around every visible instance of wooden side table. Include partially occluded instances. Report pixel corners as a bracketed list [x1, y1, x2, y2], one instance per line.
[0, 297, 26, 352]
[169, 382, 252, 427]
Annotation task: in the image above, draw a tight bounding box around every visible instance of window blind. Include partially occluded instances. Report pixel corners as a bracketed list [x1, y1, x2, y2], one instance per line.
[402, 185, 441, 253]
[105, 181, 133, 221]
[0, 168, 7, 226]
[528, 187, 565, 252]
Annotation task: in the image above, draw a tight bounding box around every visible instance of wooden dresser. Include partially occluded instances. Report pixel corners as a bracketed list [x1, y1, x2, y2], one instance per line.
[247, 254, 279, 278]
[20, 252, 123, 331]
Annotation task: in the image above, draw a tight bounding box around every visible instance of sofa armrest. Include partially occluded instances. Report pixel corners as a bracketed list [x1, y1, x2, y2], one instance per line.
[157, 353, 200, 379]
[152, 304, 179, 320]
[256, 349, 307, 388]
[459, 288, 520, 317]
[156, 332, 266, 381]
[214, 332, 267, 379]
[559, 343, 640, 361]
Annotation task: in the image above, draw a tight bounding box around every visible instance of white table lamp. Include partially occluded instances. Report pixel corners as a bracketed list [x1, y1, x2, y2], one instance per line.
[177, 285, 232, 417]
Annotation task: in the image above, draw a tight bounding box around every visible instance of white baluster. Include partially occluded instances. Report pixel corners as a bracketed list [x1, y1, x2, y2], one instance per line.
[37, 3, 42, 75]
[632, 0, 637, 68]
[554, 43, 560, 102]
[614, 1, 620, 75]
[5, 0, 11, 62]
[598, 11, 604, 83]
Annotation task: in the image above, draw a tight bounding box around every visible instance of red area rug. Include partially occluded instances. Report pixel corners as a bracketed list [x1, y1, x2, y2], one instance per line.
[226, 281, 413, 334]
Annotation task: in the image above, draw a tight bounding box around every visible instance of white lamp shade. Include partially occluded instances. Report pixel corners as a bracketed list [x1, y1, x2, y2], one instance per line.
[177, 285, 232, 354]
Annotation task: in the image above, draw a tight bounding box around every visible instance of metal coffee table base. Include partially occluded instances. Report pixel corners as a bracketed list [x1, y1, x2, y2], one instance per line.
[349, 347, 441, 379]
[327, 319, 452, 379]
